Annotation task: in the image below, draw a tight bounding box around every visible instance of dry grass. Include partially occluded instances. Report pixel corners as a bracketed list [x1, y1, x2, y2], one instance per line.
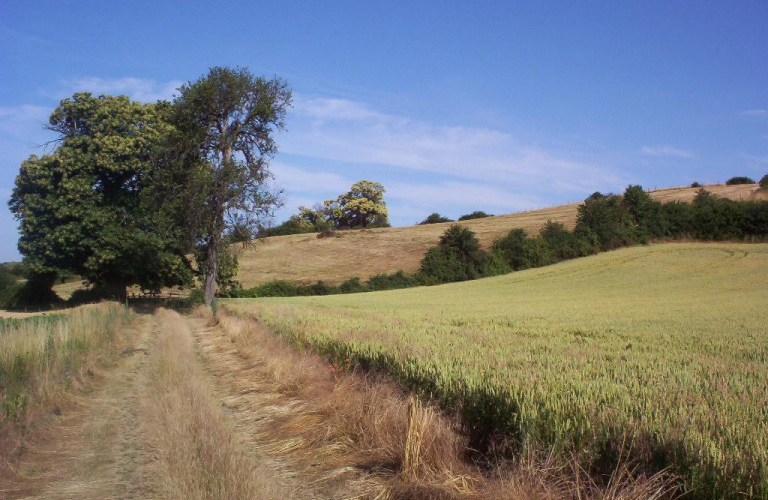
[143, 309, 292, 500]
[235, 183, 764, 286]
[203, 307, 677, 500]
[0, 302, 132, 473]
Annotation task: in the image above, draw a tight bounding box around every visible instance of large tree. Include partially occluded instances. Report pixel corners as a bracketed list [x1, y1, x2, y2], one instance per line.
[159, 67, 292, 304]
[9, 93, 191, 299]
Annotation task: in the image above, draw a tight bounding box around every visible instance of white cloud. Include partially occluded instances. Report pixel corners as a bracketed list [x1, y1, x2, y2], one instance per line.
[739, 109, 767, 117]
[640, 145, 695, 159]
[56, 77, 182, 102]
[282, 97, 624, 195]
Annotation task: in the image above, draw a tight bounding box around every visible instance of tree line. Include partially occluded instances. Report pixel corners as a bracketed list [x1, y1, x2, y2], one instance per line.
[8, 66, 292, 306]
[229, 184, 768, 298]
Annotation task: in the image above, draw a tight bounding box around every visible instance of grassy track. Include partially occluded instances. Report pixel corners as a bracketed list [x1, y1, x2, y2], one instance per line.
[225, 243, 768, 498]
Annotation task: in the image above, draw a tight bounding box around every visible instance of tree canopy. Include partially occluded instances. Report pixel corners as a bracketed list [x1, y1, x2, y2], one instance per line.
[9, 93, 191, 298]
[323, 180, 388, 229]
[152, 66, 292, 304]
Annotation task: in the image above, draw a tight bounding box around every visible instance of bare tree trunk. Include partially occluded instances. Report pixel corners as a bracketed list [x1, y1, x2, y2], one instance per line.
[203, 240, 218, 305]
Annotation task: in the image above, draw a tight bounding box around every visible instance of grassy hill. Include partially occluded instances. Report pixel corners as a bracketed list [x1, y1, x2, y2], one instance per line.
[225, 242, 768, 498]
[235, 182, 765, 287]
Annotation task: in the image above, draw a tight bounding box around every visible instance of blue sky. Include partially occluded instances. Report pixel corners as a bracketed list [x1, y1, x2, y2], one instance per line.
[1, 1, 766, 262]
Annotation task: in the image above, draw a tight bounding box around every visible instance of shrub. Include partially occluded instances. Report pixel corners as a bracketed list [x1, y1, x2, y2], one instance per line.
[539, 221, 585, 262]
[692, 190, 745, 240]
[575, 194, 637, 251]
[760, 174, 768, 189]
[458, 211, 492, 221]
[725, 176, 755, 185]
[420, 226, 488, 283]
[367, 270, 420, 291]
[691, 182, 702, 188]
[481, 252, 512, 277]
[339, 277, 366, 294]
[419, 213, 453, 225]
[492, 229, 550, 271]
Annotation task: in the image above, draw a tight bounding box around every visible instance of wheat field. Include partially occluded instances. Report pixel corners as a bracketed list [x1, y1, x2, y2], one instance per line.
[225, 242, 768, 498]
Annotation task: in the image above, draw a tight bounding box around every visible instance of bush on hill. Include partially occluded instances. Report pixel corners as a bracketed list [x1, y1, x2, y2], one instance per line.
[725, 176, 755, 185]
[458, 211, 492, 221]
[419, 213, 453, 225]
[760, 174, 768, 189]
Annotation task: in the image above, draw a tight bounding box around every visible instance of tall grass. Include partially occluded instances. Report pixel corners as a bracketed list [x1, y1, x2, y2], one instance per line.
[0, 303, 131, 465]
[143, 309, 290, 500]
[225, 243, 768, 499]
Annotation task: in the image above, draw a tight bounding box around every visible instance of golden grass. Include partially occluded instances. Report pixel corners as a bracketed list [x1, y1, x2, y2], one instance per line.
[208, 307, 676, 499]
[225, 242, 768, 498]
[0, 302, 132, 470]
[143, 309, 292, 500]
[235, 183, 764, 287]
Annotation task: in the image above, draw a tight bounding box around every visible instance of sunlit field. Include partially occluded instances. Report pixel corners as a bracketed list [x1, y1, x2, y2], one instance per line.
[0, 303, 131, 466]
[225, 243, 768, 498]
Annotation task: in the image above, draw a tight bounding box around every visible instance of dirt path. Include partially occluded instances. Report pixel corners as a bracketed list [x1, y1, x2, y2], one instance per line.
[2, 310, 343, 500]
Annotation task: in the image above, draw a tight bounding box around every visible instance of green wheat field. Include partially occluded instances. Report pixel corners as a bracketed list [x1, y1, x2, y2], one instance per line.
[225, 243, 768, 498]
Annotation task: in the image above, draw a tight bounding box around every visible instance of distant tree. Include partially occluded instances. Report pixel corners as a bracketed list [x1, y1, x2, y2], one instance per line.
[760, 174, 768, 189]
[323, 180, 388, 229]
[691, 182, 702, 188]
[154, 67, 292, 304]
[9, 93, 191, 301]
[458, 211, 492, 221]
[725, 176, 756, 185]
[419, 213, 453, 225]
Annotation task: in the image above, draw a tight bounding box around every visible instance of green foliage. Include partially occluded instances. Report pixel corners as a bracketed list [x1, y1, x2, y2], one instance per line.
[8, 93, 191, 293]
[575, 194, 638, 250]
[492, 229, 550, 271]
[419, 213, 453, 224]
[367, 270, 421, 290]
[155, 66, 291, 304]
[691, 181, 702, 188]
[323, 180, 388, 229]
[458, 211, 492, 221]
[760, 174, 768, 189]
[725, 176, 756, 185]
[339, 277, 366, 294]
[2, 271, 62, 311]
[419, 225, 489, 283]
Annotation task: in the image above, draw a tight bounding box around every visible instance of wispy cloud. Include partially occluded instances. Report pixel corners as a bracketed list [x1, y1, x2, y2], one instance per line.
[282, 97, 624, 195]
[640, 145, 695, 159]
[0, 105, 51, 142]
[270, 162, 350, 194]
[739, 109, 767, 117]
[56, 77, 182, 102]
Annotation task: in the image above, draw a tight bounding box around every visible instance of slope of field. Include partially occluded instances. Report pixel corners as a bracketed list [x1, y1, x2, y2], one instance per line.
[225, 242, 768, 498]
[236, 183, 765, 287]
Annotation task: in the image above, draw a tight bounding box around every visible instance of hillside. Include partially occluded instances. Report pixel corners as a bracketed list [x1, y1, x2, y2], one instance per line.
[226, 242, 768, 498]
[235, 182, 765, 287]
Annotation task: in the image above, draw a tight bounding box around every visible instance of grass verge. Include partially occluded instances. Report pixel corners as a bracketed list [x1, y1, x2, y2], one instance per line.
[0, 302, 132, 470]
